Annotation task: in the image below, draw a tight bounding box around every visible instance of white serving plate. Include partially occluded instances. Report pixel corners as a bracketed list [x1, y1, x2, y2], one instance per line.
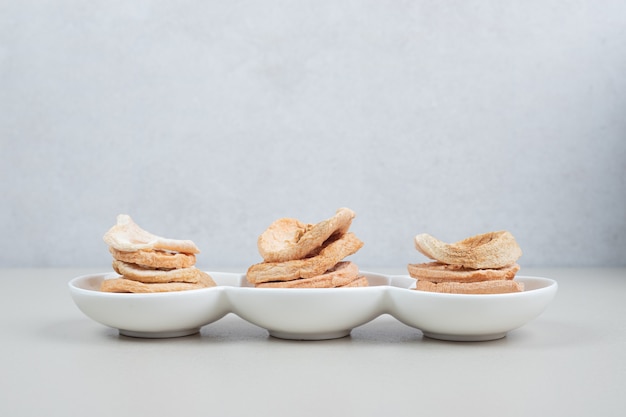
[69, 272, 557, 341]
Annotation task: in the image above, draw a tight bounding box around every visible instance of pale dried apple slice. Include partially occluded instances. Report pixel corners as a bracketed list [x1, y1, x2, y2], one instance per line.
[103, 214, 200, 254]
[414, 231, 522, 269]
[407, 262, 520, 283]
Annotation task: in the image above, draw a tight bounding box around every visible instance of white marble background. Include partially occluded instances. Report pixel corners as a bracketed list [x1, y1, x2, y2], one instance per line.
[1, 1, 625, 268]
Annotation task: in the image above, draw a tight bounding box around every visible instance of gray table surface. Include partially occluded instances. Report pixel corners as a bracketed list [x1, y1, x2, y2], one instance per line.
[1, 267, 624, 417]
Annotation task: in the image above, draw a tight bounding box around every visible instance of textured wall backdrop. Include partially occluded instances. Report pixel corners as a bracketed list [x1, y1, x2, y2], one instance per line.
[1, 1, 625, 268]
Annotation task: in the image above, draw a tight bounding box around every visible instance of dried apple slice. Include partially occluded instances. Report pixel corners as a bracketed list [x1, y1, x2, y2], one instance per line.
[103, 214, 200, 254]
[257, 207, 356, 263]
[414, 231, 522, 269]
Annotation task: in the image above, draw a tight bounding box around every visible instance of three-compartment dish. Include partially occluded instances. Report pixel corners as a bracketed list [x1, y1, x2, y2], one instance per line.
[69, 271, 557, 341]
